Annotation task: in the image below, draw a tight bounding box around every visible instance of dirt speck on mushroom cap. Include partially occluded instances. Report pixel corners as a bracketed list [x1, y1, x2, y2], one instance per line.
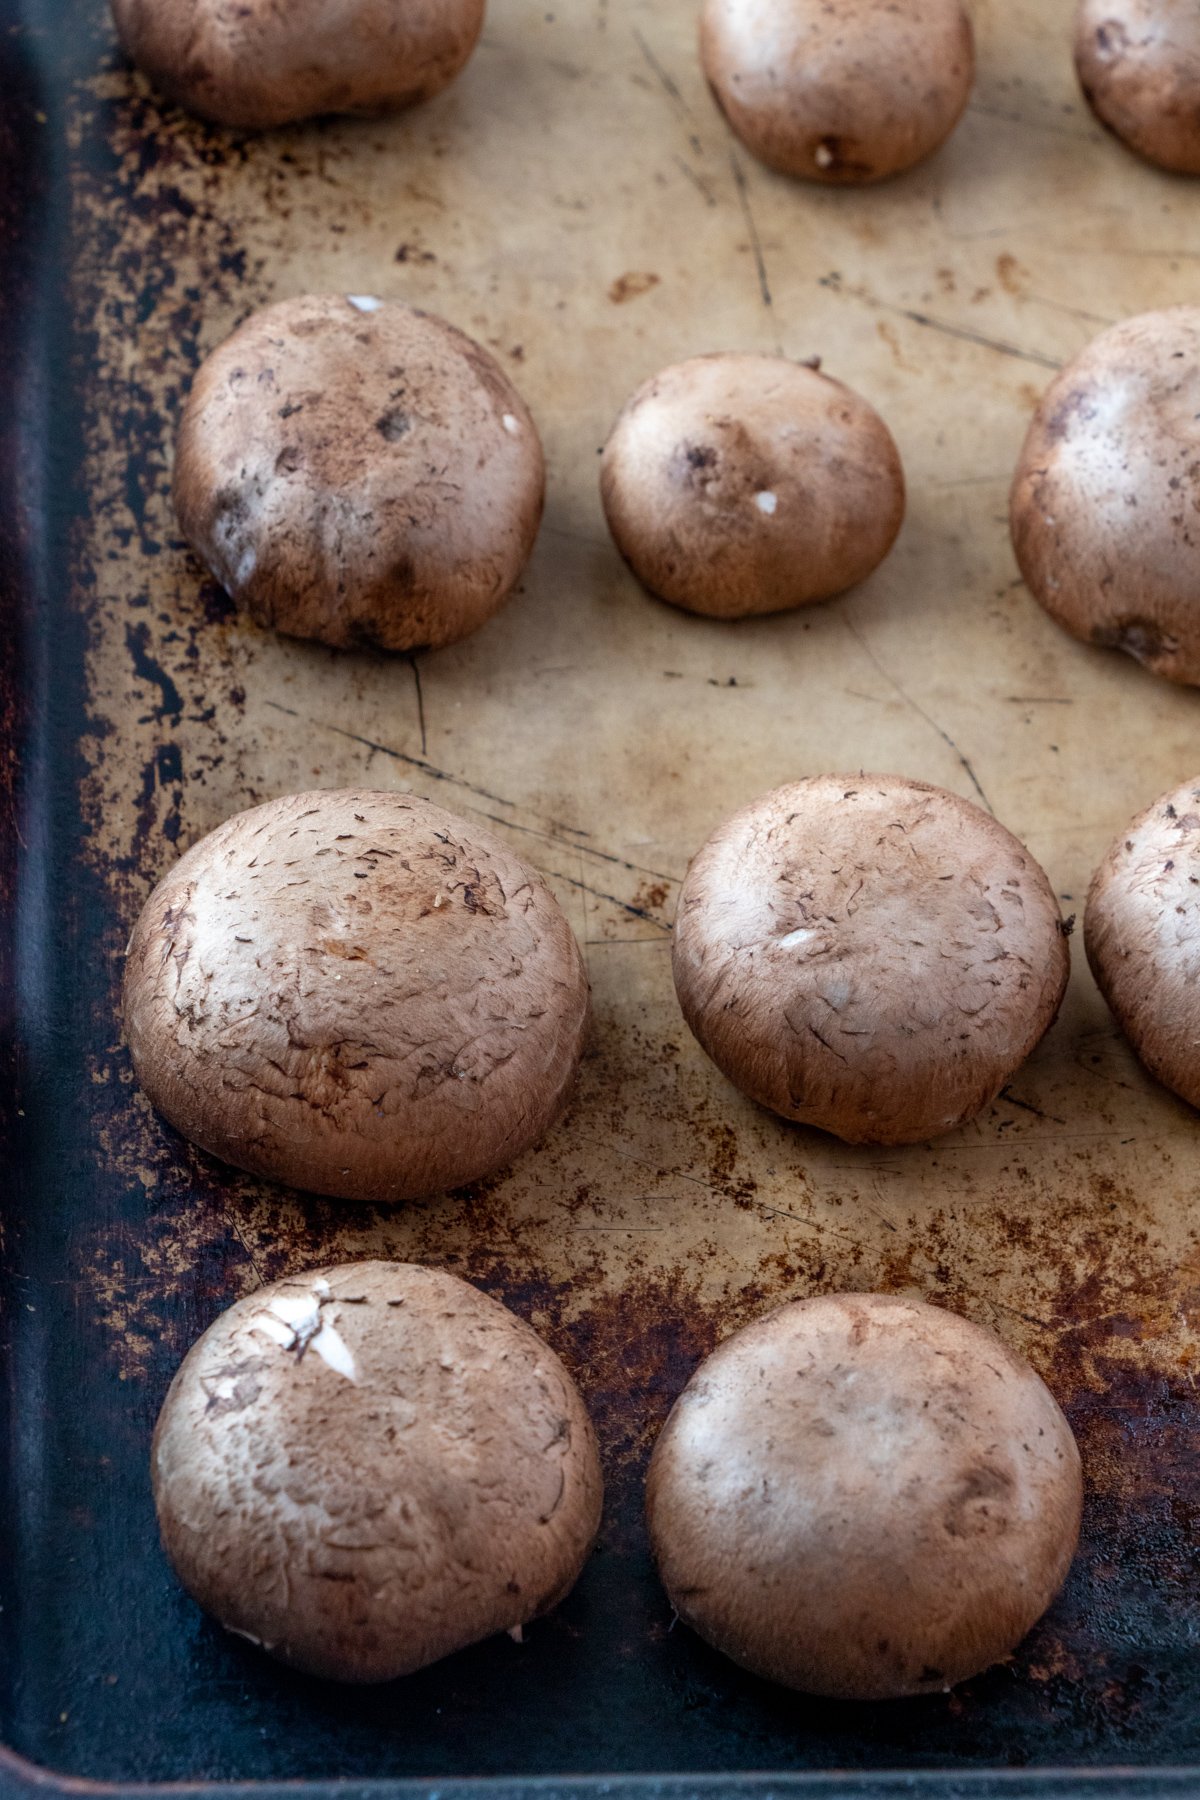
[600, 353, 904, 619]
[671, 775, 1069, 1145]
[646, 1291, 1082, 1700]
[1010, 306, 1200, 686]
[109, 0, 486, 130]
[700, 0, 974, 185]
[122, 790, 590, 1202]
[1074, 0, 1200, 174]
[174, 294, 545, 653]
[1086, 775, 1200, 1110]
[152, 1260, 604, 1683]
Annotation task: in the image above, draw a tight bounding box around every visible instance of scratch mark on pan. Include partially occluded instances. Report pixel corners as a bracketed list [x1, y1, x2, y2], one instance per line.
[1024, 291, 1116, 329]
[900, 310, 1061, 371]
[471, 810, 679, 887]
[674, 155, 718, 206]
[543, 523, 614, 553]
[631, 25, 691, 114]
[264, 701, 520, 809]
[224, 1208, 269, 1291]
[841, 611, 994, 815]
[965, 100, 1093, 142]
[264, 702, 681, 887]
[728, 148, 776, 328]
[408, 655, 427, 758]
[998, 1085, 1068, 1126]
[541, 868, 672, 931]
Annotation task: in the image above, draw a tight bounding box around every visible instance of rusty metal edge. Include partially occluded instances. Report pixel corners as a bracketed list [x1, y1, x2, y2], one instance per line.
[2, 1740, 1200, 1800]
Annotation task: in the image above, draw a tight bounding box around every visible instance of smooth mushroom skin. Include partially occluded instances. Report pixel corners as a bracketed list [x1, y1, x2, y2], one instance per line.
[122, 790, 590, 1202]
[174, 294, 545, 653]
[1010, 307, 1200, 685]
[672, 775, 1070, 1145]
[600, 355, 905, 619]
[1075, 0, 1200, 173]
[700, 0, 975, 184]
[646, 1292, 1083, 1701]
[153, 1261, 604, 1682]
[109, 0, 485, 131]
[1085, 776, 1200, 1108]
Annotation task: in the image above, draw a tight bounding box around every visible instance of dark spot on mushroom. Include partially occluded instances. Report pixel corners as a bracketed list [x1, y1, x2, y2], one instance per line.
[377, 408, 412, 443]
[1093, 617, 1180, 665]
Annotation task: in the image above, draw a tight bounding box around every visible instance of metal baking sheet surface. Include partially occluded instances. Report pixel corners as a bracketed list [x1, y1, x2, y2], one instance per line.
[4, 0, 1200, 1789]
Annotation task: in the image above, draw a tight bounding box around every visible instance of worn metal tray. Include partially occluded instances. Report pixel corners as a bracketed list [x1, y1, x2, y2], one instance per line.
[4, 0, 1200, 1790]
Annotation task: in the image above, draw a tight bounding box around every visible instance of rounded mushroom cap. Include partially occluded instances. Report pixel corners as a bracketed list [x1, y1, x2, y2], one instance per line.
[600, 354, 904, 620]
[110, 0, 485, 130]
[1085, 775, 1200, 1109]
[699, 0, 974, 184]
[153, 1261, 603, 1682]
[672, 775, 1069, 1145]
[1075, 0, 1200, 173]
[1010, 306, 1200, 685]
[122, 790, 590, 1201]
[173, 294, 545, 653]
[646, 1291, 1082, 1701]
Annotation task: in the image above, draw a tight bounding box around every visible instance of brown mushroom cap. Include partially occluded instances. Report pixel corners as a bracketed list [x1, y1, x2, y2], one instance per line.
[173, 295, 545, 653]
[1010, 307, 1200, 685]
[153, 1261, 603, 1682]
[672, 775, 1069, 1145]
[600, 355, 905, 620]
[122, 790, 590, 1202]
[1085, 775, 1200, 1108]
[700, 0, 974, 185]
[646, 1291, 1082, 1701]
[1075, 0, 1200, 173]
[110, 0, 485, 131]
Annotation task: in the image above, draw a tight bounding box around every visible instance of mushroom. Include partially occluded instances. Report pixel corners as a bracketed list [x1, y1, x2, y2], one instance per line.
[1010, 307, 1200, 685]
[646, 1291, 1083, 1700]
[1075, 0, 1200, 173]
[122, 790, 590, 1201]
[174, 294, 545, 653]
[672, 775, 1070, 1145]
[699, 0, 975, 184]
[599, 354, 905, 619]
[1085, 775, 1200, 1109]
[109, 0, 485, 130]
[153, 1261, 604, 1682]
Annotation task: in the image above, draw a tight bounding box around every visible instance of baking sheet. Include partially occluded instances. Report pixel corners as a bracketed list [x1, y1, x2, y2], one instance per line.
[5, 0, 1200, 1784]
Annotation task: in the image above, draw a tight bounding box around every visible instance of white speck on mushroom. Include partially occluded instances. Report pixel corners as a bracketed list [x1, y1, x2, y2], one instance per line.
[502, 413, 521, 435]
[755, 491, 778, 515]
[308, 1322, 358, 1382]
[255, 1287, 359, 1382]
[508, 1623, 524, 1643]
[236, 546, 257, 585]
[814, 144, 835, 169]
[266, 1291, 322, 1334]
[778, 927, 815, 948]
[346, 295, 383, 313]
[254, 1311, 297, 1350]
